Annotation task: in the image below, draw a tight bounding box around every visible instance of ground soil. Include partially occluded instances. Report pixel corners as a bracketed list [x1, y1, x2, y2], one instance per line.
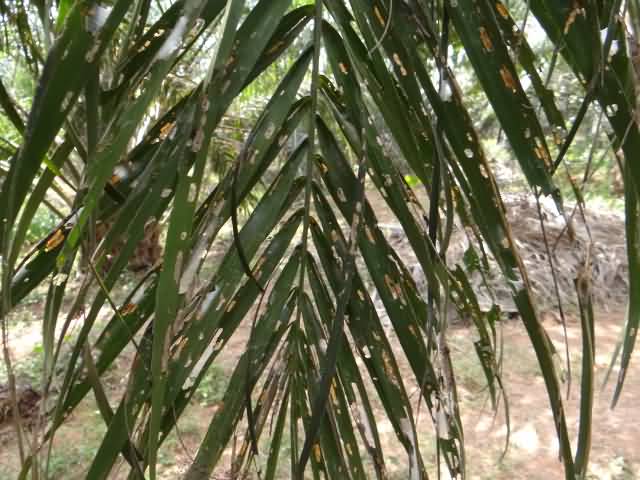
[0, 188, 638, 479]
[447, 309, 639, 480]
[2, 307, 637, 479]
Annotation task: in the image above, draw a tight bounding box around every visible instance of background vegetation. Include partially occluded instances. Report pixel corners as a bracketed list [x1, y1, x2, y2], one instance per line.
[0, 0, 639, 479]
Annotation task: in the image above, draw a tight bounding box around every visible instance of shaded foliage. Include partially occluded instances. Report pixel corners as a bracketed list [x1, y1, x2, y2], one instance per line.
[0, 1, 638, 479]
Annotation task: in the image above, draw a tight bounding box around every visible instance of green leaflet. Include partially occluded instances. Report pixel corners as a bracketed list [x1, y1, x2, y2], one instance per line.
[310, 208, 429, 478]
[575, 259, 595, 476]
[530, 0, 639, 410]
[4, 2, 637, 479]
[306, 254, 387, 479]
[185, 295, 297, 479]
[54, 2, 206, 269]
[0, 0, 131, 248]
[6, 8, 311, 308]
[315, 118, 464, 475]
[82, 144, 304, 476]
[490, 1, 566, 136]
[448, 0, 557, 195]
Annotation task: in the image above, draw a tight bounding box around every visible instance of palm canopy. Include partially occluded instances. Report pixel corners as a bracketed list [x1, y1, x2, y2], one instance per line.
[0, 1, 638, 479]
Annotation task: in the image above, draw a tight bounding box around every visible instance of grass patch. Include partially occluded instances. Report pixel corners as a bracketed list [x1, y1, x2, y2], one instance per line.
[193, 362, 228, 406]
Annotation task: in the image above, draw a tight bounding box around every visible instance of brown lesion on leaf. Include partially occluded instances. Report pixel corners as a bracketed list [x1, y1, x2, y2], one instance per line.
[534, 145, 552, 168]
[317, 158, 329, 174]
[44, 229, 65, 252]
[408, 324, 418, 337]
[119, 303, 138, 316]
[533, 136, 552, 168]
[253, 256, 266, 275]
[381, 348, 401, 389]
[109, 173, 122, 186]
[499, 65, 518, 92]
[495, 1, 509, 19]
[158, 121, 175, 140]
[563, 2, 585, 34]
[479, 27, 494, 52]
[224, 55, 236, 69]
[392, 53, 408, 76]
[384, 273, 405, 304]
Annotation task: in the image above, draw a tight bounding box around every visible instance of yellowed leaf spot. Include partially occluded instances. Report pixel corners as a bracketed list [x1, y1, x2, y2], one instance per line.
[266, 41, 285, 55]
[534, 146, 551, 167]
[374, 6, 385, 26]
[44, 229, 65, 252]
[365, 226, 375, 244]
[254, 256, 266, 272]
[313, 443, 322, 462]
[384, 274, 398, 300]
[339, 62, 349, 74]
[563, 6, 584, 35]
[395, 284, 405, 305]
[159, 121, 174, 140]
[392, 53, 405, 72]
[330, 380, 338, 405]
[216, 295, 227, 311]
[534, 146, 543, 160]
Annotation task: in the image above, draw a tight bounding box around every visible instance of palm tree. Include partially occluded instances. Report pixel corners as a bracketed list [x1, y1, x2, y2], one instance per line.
[0, 1, 638, 479]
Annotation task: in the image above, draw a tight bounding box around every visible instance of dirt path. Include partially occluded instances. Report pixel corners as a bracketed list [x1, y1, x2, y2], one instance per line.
[446, 310, 639, 480]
